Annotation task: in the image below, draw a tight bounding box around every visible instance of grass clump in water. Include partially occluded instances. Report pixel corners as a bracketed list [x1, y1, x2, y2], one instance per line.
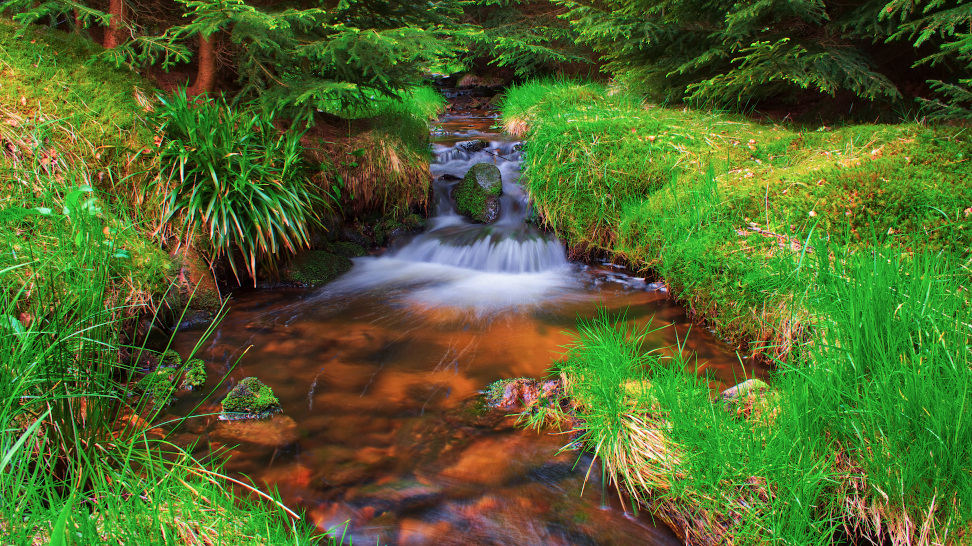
[533, 246, 972, 545]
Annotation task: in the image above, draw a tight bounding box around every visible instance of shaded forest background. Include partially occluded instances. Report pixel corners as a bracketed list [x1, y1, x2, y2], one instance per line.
[2, 0, 970, 122]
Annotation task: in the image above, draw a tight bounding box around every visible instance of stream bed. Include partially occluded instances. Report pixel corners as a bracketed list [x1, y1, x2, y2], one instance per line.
[166, 103, 759, 545]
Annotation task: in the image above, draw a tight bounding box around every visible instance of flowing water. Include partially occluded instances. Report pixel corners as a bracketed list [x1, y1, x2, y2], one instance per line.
[167, 103, 761, 545]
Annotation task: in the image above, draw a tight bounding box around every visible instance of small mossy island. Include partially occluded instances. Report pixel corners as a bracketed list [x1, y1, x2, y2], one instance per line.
[2, 0, 972, 543]
[181, 358, 208, 390]
[452, 162, 503, 223]
[220, 377, 283, 421]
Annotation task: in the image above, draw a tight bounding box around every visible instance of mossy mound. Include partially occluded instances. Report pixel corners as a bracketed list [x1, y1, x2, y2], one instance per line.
[220, 377, 282, 420]
[181, 358, 207, 390]
[452, 163, 502, 223]
[160, 349, 182, 368]
[140, 367, 178, 408]
[327, 241, 368, 258]
[280, 250, 352, 286]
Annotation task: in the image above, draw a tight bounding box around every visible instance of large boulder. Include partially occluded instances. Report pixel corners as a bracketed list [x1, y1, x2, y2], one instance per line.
[452, 162, 502, 223]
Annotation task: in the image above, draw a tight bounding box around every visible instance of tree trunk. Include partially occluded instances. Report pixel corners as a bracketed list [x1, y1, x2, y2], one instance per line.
[188, 33, 216, 96]
[103, 0, 125, 49]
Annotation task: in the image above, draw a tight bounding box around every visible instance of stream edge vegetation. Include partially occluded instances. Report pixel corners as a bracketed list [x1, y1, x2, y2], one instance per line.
[504, 79, 972, 545]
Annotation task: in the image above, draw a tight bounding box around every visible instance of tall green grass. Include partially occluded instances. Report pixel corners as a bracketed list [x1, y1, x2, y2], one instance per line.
[151, 88, 330, 286]
[0, 115, 331, 546]
[540, 245, 972, 544]
[508, 79, 972, 544]
[501, 79, 972, 353]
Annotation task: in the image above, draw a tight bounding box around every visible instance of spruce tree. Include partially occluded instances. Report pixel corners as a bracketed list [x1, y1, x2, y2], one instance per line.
[555, 0, 940, 108]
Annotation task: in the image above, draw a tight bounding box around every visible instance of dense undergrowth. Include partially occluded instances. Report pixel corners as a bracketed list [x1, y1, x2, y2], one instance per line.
[507, 80, 972, 544]
[0, 19, 447, 544]
[504, 79, 972, 356]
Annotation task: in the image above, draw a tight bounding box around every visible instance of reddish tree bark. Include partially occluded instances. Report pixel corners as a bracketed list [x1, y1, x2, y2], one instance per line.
[188, 33, 216, 96]
[103, 0, 125, 49]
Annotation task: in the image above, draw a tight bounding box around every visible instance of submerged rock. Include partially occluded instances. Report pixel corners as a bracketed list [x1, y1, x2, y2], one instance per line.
[485, 377, 561, 412]
[452, 162, 502, 224]
[212, 414, 299, 446]
[220, 377, 283, 420]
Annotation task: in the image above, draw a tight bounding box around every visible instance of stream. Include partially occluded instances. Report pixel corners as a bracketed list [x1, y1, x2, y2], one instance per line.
[167, 99, 759, 545]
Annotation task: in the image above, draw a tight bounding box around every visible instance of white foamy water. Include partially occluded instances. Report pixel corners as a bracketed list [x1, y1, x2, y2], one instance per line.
[309, 123, 577, 312]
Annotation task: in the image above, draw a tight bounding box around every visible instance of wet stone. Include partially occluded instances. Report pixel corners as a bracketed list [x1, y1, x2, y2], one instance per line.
[455, 139, 489, 153]
[211, 414, 299, 447]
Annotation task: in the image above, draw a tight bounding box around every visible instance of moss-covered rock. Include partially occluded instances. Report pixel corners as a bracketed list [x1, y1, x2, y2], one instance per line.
[327, 241, 368, 258]
[160, 349, 182, 368]
[181, 358, 207, 390]
[140, 367, 178, 408]
[220, 377, 282, 420]
[280, 250, 352, 286]
[452, 162, 502, 223]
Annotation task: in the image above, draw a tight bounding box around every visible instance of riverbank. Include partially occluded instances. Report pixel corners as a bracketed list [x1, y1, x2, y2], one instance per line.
[502, 80, 972, 544]
[0, 19, 443, 543]
[503, 79, 971, 362]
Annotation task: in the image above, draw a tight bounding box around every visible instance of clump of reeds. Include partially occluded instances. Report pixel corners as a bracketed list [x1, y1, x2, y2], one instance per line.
[0, 119, 329, 545]
[305, 86, 445, 218]
[536, 242, 972, 545]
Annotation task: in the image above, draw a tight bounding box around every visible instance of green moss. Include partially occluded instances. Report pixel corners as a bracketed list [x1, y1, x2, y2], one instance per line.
[453, 163, 502, 223]
[327, 241, 368, 258]
[281, 250, 352, 286]
[484, 377, 530, 405]
[502, 80, 972, 351]
[221, 377, 282, 420]
[181, 358, 207, 390]
[0, 20, 155, 173]
[160, 349, 181, 368]
[140, 368, 178, 408]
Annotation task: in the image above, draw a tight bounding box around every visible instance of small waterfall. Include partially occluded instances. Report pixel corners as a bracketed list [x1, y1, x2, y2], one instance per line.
[384, 139, 567, 274]
[319, 109, 576, 311]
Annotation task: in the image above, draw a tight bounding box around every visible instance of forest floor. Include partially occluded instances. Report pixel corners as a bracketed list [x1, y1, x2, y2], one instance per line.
[501, 80, 972, 545]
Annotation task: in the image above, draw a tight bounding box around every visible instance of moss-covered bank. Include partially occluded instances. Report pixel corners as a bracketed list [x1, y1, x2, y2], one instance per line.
[502, 80, 972, 362]
[503, 80, 972, 546]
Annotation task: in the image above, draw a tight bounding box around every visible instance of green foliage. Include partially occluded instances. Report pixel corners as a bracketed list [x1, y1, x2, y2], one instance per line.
[151, 88, 328, 285]
[504, 80, 972, 349]
[552, 0, 970, 108]
[546, 263, 972, 543]
[884, 0, 972, 119]
[0, 21, 160, 184]
[0, 158, 320, 545]
[221, 377, 283, 419]
[461, 0, 591, 77]
[170, 0, 463, 124]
